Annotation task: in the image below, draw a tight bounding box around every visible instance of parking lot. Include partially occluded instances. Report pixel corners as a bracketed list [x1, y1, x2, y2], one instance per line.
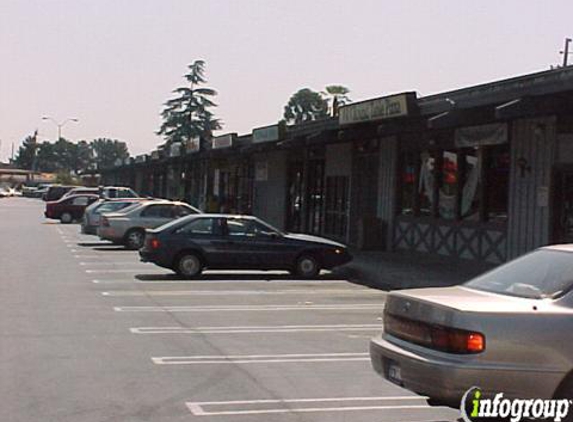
[1, 198, 458, 422]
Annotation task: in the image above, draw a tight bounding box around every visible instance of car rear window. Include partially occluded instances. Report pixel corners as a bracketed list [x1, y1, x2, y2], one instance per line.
[465, 249, 573, 299]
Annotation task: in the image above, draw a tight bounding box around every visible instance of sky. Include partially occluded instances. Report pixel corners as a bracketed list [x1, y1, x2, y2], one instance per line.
[1, 0, 572, 162]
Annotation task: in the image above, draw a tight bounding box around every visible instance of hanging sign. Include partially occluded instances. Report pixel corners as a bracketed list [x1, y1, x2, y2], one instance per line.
[253, 124, 280, 143]
[212, 133, 236, 149]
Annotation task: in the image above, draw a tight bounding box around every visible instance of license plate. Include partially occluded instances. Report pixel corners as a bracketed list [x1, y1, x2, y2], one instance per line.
[387, 361, 403, 385]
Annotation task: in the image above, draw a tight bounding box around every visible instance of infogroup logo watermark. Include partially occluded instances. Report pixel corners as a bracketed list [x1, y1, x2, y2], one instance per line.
[460, 387, 572, 422]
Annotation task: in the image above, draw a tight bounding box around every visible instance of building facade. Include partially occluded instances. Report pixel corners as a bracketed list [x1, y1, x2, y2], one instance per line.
[102, 67, 573, 263]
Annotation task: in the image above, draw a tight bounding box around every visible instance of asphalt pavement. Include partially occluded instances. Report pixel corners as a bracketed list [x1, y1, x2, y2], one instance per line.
[0, 198, 459, 422]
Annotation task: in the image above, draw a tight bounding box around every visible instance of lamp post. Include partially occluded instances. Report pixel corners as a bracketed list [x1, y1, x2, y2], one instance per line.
[41, 116, 79, 141]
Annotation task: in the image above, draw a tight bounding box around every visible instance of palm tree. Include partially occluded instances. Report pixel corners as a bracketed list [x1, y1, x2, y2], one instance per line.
[321, 85, 351, 116]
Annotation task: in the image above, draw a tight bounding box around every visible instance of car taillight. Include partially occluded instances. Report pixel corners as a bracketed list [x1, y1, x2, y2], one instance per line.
[384, 313, 485, 354]
[101, 217, 110, 227]
[150, 238, 161, 249]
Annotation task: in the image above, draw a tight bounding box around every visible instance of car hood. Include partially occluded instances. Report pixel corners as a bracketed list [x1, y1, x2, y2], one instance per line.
[282, 233, 346, 248]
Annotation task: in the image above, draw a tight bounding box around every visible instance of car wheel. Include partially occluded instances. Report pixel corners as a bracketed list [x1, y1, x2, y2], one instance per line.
[294, 254, 320, 278]
[125, 229, 145, 250]
[176, 253, 203, 278]
[60, 212, 73, 224]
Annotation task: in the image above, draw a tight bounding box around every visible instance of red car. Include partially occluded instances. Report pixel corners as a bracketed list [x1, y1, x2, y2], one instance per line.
[44, 194, 100, 223]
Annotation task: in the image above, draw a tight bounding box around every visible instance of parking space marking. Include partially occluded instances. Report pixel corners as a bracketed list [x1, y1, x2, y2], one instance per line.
[80, 261, 138, 266]
[74, 255, 103, 259]
[131, 324, 381, 334]
[102, 288, 382, 297]
[152, 352, 369, 365]
[114, 303, 383, 312]
[186, 396, 430, 416]
[93, 278, 350, 285]
[85, 269, 163, 273]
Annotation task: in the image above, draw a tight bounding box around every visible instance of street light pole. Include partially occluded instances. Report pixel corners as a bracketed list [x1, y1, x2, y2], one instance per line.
[41, 116, 79, 141]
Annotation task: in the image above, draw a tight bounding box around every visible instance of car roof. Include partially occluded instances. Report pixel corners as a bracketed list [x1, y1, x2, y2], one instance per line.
[62, 193, 100, 199]
[183, 213, 256, 219]
[541, 244, 573, 253]
[139, 200, 190, 206]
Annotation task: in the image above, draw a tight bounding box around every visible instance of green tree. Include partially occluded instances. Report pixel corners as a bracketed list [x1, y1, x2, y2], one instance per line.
[283, 88, 329, 125]
[72, 140, 94, 173]
[158, 60, 222, 147]
[321, 85, 351, 115]
[36, 142, 57, 172]
[13, 131, 39, 170]
[91, 138, 129, 170]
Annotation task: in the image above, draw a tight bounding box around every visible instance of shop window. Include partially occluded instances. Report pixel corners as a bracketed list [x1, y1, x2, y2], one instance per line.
[398, 152, 417, 216]
[418, 152, 435, 216]
[460, 149, 481, 221]
[438, 150, 457, 220]
[325, 175, 349, 239]
[485, 144, 510, 222]
[397, 143, 509, 223]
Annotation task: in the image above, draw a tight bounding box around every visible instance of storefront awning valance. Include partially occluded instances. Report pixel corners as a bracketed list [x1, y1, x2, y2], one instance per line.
[455, 123, 508, 147]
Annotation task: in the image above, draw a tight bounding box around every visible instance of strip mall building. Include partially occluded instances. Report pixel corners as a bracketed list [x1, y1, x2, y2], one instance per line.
[102, 67, 573, 263]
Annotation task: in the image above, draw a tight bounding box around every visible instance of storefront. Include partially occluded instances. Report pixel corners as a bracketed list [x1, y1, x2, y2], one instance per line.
[104, 66, 573, 263]
[393, 123, 510, 263]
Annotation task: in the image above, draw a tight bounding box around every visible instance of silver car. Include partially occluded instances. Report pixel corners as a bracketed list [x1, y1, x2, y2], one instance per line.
[370, 244, 573, 405]
[98, 200, 200, 249]
[81, 198, 148, 235]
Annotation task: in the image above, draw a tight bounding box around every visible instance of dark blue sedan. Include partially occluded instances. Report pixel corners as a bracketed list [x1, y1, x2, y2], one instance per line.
[139, 214, 352, 278]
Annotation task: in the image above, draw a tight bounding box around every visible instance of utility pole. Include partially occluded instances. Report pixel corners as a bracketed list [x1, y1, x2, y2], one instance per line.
[561, 38, 572, 67]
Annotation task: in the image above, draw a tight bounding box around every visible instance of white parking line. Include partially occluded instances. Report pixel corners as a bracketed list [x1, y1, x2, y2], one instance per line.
[80, 262, 138, 266]
[102, 288, 380, 297]
[114, 303, 383, 313]
[153, 352, 369, 365]
[74, 255, 102, 259]
[85, 269, 157, 273]
[186, 396, 429, 416]
[93, 278, 350, 285]
[131, 324, 381, 334]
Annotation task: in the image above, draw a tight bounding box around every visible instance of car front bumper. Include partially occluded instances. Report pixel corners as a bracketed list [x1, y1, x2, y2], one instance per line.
[322, 250, 353, 269]
[370, 334, 564, 405]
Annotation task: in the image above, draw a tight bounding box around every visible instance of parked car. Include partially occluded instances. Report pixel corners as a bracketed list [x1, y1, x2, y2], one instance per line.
[44, 185, 78, 202]
[369, 244, 573, 406]
[98, 201, 200, 249]
[44, 194, 100, 223]
[21, 186, 39, 197]
[35, 184, 51, 199]
[0, 187, 23, 198]
[81, 198, 150, 235]
[139, 214, 353, 278]
[62, 186, 139, 200]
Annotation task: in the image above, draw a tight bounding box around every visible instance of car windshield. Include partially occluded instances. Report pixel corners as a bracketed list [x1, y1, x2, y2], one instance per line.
[96, 201, 133, 214]
[465, 249, 573, 299]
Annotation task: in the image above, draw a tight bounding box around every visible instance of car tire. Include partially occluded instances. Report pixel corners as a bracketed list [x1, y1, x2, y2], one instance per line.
[294, 254, 321, 278]
[176, 252, 203, 278]
[60, 212, 73, 224]
[124, 229, 145, 250]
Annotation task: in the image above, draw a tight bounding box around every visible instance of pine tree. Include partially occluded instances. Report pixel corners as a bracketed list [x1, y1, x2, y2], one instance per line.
[157, 60, 222, 147]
